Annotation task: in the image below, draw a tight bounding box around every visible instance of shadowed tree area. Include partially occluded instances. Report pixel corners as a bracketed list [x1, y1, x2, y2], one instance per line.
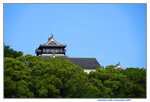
[4, 46, 146, 98]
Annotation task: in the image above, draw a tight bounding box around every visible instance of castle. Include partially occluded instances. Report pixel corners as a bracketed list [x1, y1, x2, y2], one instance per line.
[35, 34, 100, 73]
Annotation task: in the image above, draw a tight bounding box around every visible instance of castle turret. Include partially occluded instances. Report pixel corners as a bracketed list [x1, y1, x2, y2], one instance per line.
[35, 34, 67, 58]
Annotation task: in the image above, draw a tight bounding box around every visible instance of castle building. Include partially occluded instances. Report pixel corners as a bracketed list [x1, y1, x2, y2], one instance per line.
[35, 34, 67, 58]
[114, 62, 123, 69]
[35, 34, 100, 73]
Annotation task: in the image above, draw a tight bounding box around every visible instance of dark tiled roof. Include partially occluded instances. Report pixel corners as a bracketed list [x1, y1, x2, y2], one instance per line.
[67, 58, 100, 69]
[40, 56, 100, 69]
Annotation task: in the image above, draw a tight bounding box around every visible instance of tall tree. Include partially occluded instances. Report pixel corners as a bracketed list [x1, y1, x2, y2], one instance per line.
[4, 45, 23, 58]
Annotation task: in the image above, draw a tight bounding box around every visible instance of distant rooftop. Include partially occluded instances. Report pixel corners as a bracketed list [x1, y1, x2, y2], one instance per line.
[67, 58, 100, 69]
[114, 62, 123, 69]
[41, 56, 100, 69]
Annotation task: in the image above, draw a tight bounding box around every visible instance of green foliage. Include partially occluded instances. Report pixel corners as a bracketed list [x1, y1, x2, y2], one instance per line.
[89, 65, 146, 98]
[120, 68, 146, 98]
[68, 84, 100, 98]
[4, 45, 23, 58]
[4, 55, 88, 98]
[4, 55, 146, 98]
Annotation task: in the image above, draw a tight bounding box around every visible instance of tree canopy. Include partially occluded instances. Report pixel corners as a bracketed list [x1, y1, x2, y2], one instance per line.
[4, 45, 23, 58]
[88, 66, 146, 98]
[4, 46, 146, 98]
[4, 55, 89, 98]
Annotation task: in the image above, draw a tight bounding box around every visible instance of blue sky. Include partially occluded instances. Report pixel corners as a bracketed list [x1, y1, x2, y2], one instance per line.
[4, 4, 146, 68]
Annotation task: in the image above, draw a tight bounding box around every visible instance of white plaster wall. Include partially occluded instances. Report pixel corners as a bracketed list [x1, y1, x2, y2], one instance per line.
[41, 54, 65, 56]
[84, 69, 96, 74]
[41, 54, 53, 56]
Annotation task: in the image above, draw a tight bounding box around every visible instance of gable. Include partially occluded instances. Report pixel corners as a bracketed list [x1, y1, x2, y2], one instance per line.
[47, 40, 59, 46]
[45, 38, 60, 46]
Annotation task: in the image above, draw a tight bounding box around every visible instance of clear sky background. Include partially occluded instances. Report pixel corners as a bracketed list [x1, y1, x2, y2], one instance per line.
[4, 4, 146, 68]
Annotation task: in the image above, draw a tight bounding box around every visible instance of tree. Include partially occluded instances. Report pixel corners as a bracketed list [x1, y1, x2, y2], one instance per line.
[4, 55, 88, 98]
[88, 65, 146, 98]
[4, 45, 23, 58]
[120, 68, 146, 98]
[4, 57, 33, 98]
[67, 84, 101, 98]
[4, 55, 146, 98]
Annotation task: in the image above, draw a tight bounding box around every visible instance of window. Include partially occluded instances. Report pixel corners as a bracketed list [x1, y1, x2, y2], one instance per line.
[51, 49, 54, 53]
[43, 49, 45, 52]
[46, 49, 50, 52]
[55, 49, 59, 53]
[48, 49, 50, 52]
